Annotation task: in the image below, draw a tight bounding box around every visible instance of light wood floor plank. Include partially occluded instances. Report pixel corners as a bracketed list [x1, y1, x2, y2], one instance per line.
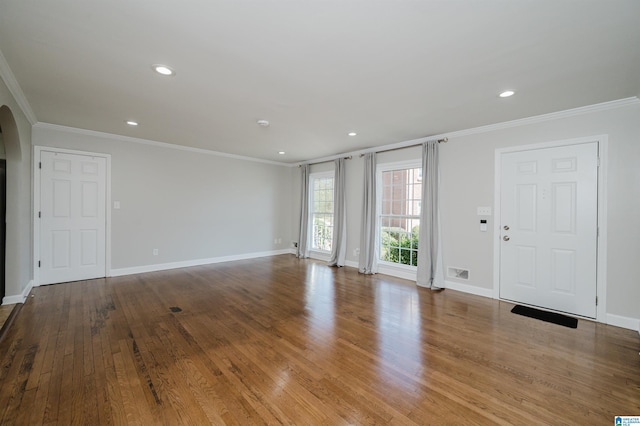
[0, 255, 637, 425]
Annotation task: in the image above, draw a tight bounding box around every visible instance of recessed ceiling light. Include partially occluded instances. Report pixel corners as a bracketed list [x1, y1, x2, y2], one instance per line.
[348, 132, 357, 136]
[126, 120, 139, 126]
[499, 90, 515, 98]
[278, 151, 285, 155]
[257, 120, 270, 127]
[152, 64, 175, 76]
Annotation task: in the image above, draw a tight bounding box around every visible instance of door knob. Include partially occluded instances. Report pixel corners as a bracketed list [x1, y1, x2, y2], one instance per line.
[503, 236, 510, 241]
[503, 225, 510, 230]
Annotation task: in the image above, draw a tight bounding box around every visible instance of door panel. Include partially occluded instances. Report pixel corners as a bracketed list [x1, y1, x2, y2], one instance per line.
[40, 150, 106, 285]
[499, 142, 598, 318]
[550, 249, 575, 294]
[516, 246, 536, 287]
[51, 230, 71, 268]
[80, 229, 98, 266]
[516, 184, 536, 231]
[53, 179, 71, 217]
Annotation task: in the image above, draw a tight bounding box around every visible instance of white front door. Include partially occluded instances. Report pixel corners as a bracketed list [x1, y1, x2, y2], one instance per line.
[40, 150, 107, 285]
[499, 142, 598, 318]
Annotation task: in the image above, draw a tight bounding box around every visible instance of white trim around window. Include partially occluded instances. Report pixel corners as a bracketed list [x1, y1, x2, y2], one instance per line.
[376, 159, 422, 273]
[307, 170, 335, 260]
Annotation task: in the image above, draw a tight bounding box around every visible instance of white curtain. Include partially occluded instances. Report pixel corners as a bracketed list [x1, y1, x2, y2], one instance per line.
[416, 141, 445, 289]
[329, 158, 347, 266]
[358, 152, 377, 274]
[297, 164, 310, 258]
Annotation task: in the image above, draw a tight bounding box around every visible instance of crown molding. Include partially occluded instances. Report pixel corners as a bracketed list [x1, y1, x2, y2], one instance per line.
[299, 96, 640, 165]
[33, 122, 292, 167]
[0, 49, 37, 125]
[446, 96, 640, 139]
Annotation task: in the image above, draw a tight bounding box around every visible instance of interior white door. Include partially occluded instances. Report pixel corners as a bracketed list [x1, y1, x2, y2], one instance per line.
[40, 150, 106, 285]
[499, 142, 598, 318]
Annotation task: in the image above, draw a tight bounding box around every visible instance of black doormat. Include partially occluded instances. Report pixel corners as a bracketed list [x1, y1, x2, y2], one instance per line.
[511, 305, 578, 328]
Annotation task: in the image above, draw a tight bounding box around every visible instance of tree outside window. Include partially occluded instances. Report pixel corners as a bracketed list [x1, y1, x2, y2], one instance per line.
[310, 173, 334, 252]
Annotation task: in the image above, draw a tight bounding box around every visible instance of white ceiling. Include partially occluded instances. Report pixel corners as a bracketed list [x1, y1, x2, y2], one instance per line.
[1, 1, 639, 163]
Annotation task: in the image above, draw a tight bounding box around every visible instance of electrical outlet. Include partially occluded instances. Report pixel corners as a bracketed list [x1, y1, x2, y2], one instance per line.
[153, 249, 159, 256]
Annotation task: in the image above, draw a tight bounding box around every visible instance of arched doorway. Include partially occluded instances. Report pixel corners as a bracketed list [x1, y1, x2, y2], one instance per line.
[0, 105, 22, 303]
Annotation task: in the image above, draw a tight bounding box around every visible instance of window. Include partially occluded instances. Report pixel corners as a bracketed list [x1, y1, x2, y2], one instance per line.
[309, 172, 334, 252]
[378, 162, 422, 267]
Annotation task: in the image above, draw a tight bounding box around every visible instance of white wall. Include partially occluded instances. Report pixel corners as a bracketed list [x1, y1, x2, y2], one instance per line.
[292, 101, 640, 327]
[32, 125, 294, 272]
[10, 86, 640, 329]
[0, 78, 33, 302]
[439, 103, 640, 324]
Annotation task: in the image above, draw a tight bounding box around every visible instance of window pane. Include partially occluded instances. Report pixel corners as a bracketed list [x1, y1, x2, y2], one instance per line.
[379, 167, 422, 266]
[310, 176, 334, 252]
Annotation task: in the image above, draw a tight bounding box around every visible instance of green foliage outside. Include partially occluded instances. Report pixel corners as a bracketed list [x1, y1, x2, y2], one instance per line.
[311, 176, 334, 251]
[381, 226, 419, 266]
[312, 216, 333, 251]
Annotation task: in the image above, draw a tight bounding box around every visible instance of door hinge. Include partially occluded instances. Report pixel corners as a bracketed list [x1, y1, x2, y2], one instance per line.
[39, 161, 42, 169]
[597, 157, 600, 167]
[595, 296, 598, 306]
[38, 261, 41, 268]
[38, 211, 41, 218]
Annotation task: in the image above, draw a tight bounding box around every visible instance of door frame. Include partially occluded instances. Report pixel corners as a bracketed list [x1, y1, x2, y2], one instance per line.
[33, 146, 112, 286]
[492, 135, 608, 322]
[0, 159, 5, 300]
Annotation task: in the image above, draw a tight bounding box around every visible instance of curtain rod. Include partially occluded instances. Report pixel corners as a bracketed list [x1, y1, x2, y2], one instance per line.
[298, 155, 352, 168]
[359, 137, 448, 157]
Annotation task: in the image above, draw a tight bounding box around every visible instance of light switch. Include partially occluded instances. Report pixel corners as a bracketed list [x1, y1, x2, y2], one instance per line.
[477, 206, 492, 216]
[114, 201, 120, 209]
[480, 219, 488, 232]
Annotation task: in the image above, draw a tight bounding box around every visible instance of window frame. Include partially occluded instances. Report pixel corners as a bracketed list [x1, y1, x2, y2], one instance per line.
[376, 159, 422, 271]
[307, 170, 335, 256]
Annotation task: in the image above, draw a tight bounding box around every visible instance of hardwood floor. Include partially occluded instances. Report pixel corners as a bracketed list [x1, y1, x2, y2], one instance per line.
[0, 304, 15, 330]
[0, 255, 637, 424]
[0, 303, 21, 344]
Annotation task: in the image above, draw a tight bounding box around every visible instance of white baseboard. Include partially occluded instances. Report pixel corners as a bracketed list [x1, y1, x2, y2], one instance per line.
[344, 260, 359, 269]
[605, 313, 640, 332]
[110, 249, 292, 277]
[2, 280, 34, 305]
[2, 295, 22, 305]
[444, 280, 494, 299]
[375, 265, 417, 281]
[308, 251, 331, 262]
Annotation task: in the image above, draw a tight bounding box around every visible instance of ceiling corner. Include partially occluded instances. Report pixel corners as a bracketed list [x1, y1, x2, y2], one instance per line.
[0, 48, 38, 125]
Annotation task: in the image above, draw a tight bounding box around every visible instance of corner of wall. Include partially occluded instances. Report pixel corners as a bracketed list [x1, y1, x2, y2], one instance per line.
[2, 279, 33, 305]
